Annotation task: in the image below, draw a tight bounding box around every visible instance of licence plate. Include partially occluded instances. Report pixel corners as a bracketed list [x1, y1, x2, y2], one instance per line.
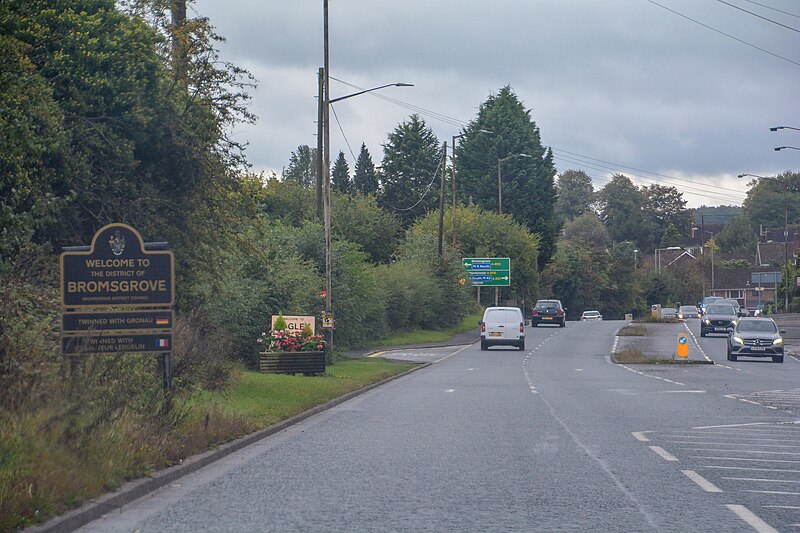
[543, 317, 553, 320]
[714, 327, 727, 331]
[751, 346, 766, 351]
[489, 332, 502, 337]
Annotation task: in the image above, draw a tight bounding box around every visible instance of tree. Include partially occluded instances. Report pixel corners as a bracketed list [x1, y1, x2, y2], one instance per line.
[645, 184, 690, 241]
[331, 151, 352, 194]
[283, 145, 318, 187]
[331, 193, 401, 263]
[597, 174, 656, 250]
[353, 143, 379, 195]
[562, 212, 609, 251]
[556, 170, 595, 222]
[715, 215, 756, 254]
[742, 171, 800, 231]
[455, 86, 559, 269]
[659, 223, 682, 247]
[379, 115, 443, 227]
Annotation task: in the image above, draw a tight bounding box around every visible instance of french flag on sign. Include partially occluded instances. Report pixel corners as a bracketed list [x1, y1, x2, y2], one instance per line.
[157, 339, 169, 348]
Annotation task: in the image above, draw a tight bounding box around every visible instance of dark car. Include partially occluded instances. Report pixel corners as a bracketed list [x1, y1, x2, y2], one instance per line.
[531, 299, 566, 327]
[698, 296, 723, 317]
[727, 317, 784, 363]
[700, 303, 738, 337]
[678, 305, 700, 319]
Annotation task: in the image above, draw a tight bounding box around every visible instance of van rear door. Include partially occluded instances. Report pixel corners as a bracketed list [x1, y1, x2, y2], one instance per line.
[484, 308, 511, 340]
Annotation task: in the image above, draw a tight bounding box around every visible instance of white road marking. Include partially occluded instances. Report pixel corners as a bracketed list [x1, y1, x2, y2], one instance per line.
[661, 390, 706, 394]
[747, 490, 800, 496]
[649, 446, 679, 462]
[445, 389, 455, 393]
[632, 431, 651, 442]
[763, 505, 800, 510]
[726, 504, 780, 533]
[684, 323, 713, 362]
[575, 368, 583, 372]
[704, 466, 800, 474]
[725, 477, 800, 484]
[681, 448, 800, 456]
[693, 422, 771, 430]
[693, 456, 800, 464]
[618, 364, 686, 386]
[682, 469, 722, 492]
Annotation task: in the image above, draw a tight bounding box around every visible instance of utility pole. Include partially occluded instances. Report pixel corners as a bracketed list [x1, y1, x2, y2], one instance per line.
[437, 142, 447, 257]
[316, 68, 324, 221]
[323, 0, 333, 362]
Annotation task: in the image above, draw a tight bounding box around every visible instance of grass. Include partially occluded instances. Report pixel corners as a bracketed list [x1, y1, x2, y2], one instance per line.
[1, 358, 415, 532]
[368, 312, 481, 347]
[617, 324, 647, 336]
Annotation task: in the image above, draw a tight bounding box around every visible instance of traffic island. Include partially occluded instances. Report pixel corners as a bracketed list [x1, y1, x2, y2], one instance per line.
[614, 321, 714, 364]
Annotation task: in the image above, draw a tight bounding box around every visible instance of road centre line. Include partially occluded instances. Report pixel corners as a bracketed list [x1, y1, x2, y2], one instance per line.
[683, 323, 712, 362]
[681, 469, 722, 492]
[649, 446, 679, 462]
[726, 504, 780, 533]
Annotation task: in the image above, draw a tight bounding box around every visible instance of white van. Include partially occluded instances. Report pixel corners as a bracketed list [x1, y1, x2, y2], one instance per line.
[480, 307, 525, 351]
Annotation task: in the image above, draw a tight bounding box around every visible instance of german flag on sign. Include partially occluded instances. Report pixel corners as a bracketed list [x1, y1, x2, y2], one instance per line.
[155, 317, 169, 326]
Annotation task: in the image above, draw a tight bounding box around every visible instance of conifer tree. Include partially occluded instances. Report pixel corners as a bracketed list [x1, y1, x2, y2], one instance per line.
[353, 143, 379, 195]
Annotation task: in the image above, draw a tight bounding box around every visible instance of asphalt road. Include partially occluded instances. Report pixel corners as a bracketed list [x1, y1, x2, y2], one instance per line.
[74, 320, 800, 532]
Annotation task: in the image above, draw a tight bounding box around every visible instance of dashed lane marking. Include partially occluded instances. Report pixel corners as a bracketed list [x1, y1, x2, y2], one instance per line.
[618, 363, 686, 386]
[726, 504, 780, 533]
[649, 446, 679, 462]
[632, 431, 651, 442]
[683, 323, 713, 362]
[682, 469, 722, 493]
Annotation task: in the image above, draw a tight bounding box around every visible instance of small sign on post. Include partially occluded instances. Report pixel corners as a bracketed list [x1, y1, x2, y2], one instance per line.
[677, 334, 689, 358]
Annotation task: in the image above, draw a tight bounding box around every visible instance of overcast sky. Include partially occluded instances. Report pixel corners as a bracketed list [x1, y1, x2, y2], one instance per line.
[192, 0, 799, 208]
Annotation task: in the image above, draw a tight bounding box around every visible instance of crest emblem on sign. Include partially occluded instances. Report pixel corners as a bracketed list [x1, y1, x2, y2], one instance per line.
[109, 231, 126, 256]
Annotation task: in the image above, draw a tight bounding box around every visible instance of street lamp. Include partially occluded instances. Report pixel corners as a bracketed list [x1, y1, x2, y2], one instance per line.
[738, 173, 789, 311]
[451, 129, 493, 246]
[633, 249, 639, 269]
[497, 153, 532, 215]
[321, 0, 412, 359]
[770, 126, 800, 132]
[774, 146, 800, 152]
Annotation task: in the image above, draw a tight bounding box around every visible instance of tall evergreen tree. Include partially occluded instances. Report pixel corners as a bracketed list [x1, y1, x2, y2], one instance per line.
[283, 145, 318, 188]
[456, 86, 558, 268]
[331, 151, 352, 194]
[353, 143, 379, 195]
[379, 115, 442, 227]
[597, 174, 656, 250]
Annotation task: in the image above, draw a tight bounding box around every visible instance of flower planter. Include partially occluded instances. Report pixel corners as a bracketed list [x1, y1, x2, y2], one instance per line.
[259, 351, 326, 375]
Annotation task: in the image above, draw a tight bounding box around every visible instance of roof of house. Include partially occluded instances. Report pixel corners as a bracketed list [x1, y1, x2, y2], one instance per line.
[757, 242, 788, 266]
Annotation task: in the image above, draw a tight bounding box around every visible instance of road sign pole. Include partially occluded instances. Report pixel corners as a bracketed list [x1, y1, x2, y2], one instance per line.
[495, 287, 498, 306]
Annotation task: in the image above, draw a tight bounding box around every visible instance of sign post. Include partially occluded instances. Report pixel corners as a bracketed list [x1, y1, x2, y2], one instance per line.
[463, 257, 511, 307]
[60, 223, 175, 388]
[677, 334, 689, 359]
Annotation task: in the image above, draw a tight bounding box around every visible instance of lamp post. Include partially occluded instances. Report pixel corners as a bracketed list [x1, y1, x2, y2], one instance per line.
[634, 249, 639, 270]
[774, 146, 800, 152]
[321, 0, 412, 360]
[771, 126, 800, 132]
[497, 153, 531, 215]
[451, 129, 493, 246]
[739, 173, 789, 311]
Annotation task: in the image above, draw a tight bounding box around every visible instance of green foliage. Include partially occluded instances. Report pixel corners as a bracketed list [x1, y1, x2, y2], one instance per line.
[719, 259, 750, 270]
[272, 313, 288, 332]
[659, 223, 683, 247]
[455, 86, 558, 268]
[257, 175, 315, 226]
[562, 212, 609, 251]
[646, 184, 691, 238]
[353, 143, 379, 195]
[379, 114, 443, 227]
[409, 205, 538, 306]
[331, 193, 402, 263]
[715, 215, 757, 254]
[556, 170, 595, 222]
[742, 172, 800, 230]
[597, 174, 656, 250]
[283, 145, 318, 187]
[331, 151, 352, 194]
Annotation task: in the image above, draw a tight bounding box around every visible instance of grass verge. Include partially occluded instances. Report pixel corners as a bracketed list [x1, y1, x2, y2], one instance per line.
[617, 324, 647, 336]
[368, 312, 481, 347]
[1, 358, 415, 532]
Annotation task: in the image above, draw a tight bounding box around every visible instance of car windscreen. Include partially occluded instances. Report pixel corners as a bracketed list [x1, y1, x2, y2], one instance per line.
[679, 306, 696, 313]
[705, 305, 735, 314]
[737, 321, 778, 333]
[535, 302, 559, 310]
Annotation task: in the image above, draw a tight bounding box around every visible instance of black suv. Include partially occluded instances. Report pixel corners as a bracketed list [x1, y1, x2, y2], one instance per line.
[700, 303, 738, 337]
[531, 299, 566, 327]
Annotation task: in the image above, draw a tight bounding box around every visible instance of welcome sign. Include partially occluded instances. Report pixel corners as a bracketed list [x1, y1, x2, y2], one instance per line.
[61, 223, 174, 308]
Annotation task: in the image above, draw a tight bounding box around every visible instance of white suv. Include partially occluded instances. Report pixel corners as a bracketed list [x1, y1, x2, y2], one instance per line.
[480, 307, 525, 351]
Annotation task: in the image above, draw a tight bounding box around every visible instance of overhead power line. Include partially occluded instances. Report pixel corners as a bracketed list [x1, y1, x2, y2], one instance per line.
[646, 0, 800, 67]
[714, 0, 800, 33]
[739, 0, 800, 20]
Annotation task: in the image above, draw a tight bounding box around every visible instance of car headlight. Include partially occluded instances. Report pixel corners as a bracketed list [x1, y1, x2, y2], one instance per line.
[731, 336, 744, 345]
[773, 338, 783, 345]
[703, 319, 711, 325]
[678, 314, 684, 319]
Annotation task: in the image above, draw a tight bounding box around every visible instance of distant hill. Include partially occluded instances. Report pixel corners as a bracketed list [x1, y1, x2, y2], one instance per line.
[691, 205, 742, 225]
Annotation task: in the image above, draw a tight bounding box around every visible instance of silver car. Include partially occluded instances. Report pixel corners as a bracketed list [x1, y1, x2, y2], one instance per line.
[727, 317, 784, 363]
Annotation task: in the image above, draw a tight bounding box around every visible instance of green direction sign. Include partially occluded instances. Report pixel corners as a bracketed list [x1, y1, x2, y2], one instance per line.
[462, 257, 510, 272]
[462, 257, 511, 286]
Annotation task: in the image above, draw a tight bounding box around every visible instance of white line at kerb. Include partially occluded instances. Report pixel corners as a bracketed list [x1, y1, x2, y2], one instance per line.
[681, 469, 722, 493]
[726, 504, 780, 533]
[649, 446, 679, 462]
